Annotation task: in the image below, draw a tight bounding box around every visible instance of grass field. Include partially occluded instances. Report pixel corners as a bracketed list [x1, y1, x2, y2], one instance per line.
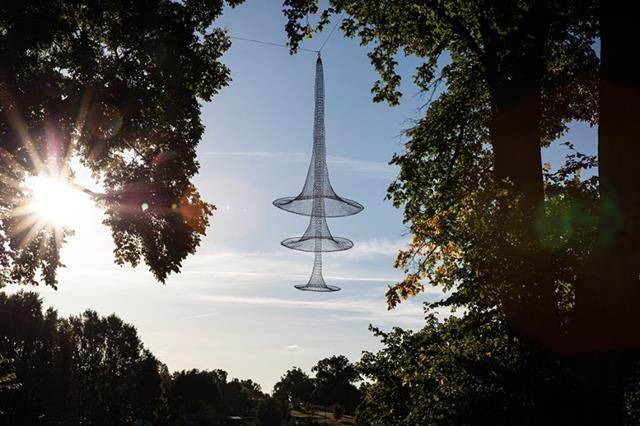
[289, 408, 356, 425]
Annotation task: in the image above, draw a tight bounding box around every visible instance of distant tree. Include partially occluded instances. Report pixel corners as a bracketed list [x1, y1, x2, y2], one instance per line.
[221, 378, 264, 417]
[0, 291, 167, 424]
[272, 366, 314, 414]
[311, 355, 360, 413]
[0, 291, 65, 423]
[65, 310, 166, 425]
[256, 396, 283, 426]
[168, 368, 268, 423]
[169, 369, 222, 424]
[0, 0, 244, 288]
[133, 351, 170, 424]
[333, 404, 344, 421]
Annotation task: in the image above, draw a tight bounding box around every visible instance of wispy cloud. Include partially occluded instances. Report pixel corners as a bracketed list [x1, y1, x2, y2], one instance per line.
[189, 293, 438, 328]
[328, 155, 397, 176]
[200, 151, 307, 161]
[171, 239, 448, 294]
[341, 237, 409, 258]
[181, 312, 221, 321]
[286, 344, 300, 350]
[199, 151, 398, 178]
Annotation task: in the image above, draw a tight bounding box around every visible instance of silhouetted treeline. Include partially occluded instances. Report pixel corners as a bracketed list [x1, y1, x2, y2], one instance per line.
[0, 292, 366, 425]
[0, 292, 268, 425]
[273, 358, 361, 418]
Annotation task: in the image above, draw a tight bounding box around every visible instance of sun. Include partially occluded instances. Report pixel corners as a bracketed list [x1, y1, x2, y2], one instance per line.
[24, 174, 89, 227]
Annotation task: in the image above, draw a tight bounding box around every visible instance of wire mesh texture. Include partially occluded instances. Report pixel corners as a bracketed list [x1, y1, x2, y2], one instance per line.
[274, 55, 363, 292]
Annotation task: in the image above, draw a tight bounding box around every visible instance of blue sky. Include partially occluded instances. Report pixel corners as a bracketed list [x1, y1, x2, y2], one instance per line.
[10, 1, 597, 392]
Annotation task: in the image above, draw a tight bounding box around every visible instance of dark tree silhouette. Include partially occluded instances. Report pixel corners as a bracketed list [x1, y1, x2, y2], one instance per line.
[221, 378, 264, 417]
[256, 396, 283, 426]
[1, 292, 270, 425]
[0, 0, 243, 288]
[0, 291, 65, 423]
[273, 366, 314, 415]
[169, 369, 222, 424]
[311, 355, 360, 413]
[168, 368, 264, 423]
[133, 351, 171, 424]
[0, 291, 167, 425]
[1, 292, 370, 424]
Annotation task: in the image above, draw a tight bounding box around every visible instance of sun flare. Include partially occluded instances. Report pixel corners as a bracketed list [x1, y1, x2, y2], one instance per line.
[25, 175, 90, 227]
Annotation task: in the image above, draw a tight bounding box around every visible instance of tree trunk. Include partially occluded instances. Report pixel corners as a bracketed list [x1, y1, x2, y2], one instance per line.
[484, 2, 560, 348]
[568, 1, 640, 423]
[595, 0, 640, 347]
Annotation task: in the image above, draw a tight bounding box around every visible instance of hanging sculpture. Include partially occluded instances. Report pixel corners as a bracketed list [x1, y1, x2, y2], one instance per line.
[274, 55, 363, 292]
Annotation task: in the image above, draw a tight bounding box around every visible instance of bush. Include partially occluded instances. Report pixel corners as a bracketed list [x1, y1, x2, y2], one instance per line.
[257, 396, 282, 426]
[333, 404, 344, 420]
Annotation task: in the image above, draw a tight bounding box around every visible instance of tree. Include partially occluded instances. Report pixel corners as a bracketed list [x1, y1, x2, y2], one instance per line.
[256, 396, 283, 426]
[0, 358, 17, 392]
[0, 0, 243, 288]
[311, 355, 360, 413]
[272, 366, 314, 414]
[131, 351, 170, 424]
[357, 313, 569, 425]
[66, 310, 165, 425]
[332, 404, 344, 421]
[282, 0, 640, 421]
[168, 368, 267, 423]
[284, 0, 597, 343]
[1, 291, 273, 425]
[169, 369, 222, 424]
[221, 378, 264, 417]
[0, 291, 168, 424]
[0, 291, 64, 423]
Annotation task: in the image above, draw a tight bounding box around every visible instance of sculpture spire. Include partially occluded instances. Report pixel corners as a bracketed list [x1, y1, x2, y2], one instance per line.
[274, 56, 363, 292]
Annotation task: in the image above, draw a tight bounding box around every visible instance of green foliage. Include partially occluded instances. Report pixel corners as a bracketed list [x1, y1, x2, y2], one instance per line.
[0, 358, 18, 391]
[169, 369, 223, 423]
[357, 312, 571, 425]
[0, 0, 243, 287]
[273, 357, 362, 416]
[169, 368, 265, 422]
[311, 355, 361, 413]
[273, 366, 314, 415]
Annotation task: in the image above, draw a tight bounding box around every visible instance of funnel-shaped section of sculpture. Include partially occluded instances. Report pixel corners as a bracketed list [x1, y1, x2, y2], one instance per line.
[295, 251, 340, 292]
[273, 162, 364, 217]
[273, 56, 364, 218]
[281, 214, 353, 252]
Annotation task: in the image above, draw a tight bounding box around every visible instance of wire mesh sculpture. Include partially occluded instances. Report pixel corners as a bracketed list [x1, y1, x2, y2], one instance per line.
[274, 55, 363, 292]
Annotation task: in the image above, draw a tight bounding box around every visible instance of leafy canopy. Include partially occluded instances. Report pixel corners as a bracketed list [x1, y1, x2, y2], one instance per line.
[1, 0, 243, 287]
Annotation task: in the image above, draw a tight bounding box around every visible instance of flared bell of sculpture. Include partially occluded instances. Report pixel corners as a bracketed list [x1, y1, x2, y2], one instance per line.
[273, 193, 363, 218]
[282, 235, 353, 252]
[273, 56, 363, 218]
[295, 251, 340, 292]
[281, 214, 353, 252]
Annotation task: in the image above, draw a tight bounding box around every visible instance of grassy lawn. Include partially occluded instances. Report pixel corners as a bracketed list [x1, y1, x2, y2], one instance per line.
[289, 408, 356, 425]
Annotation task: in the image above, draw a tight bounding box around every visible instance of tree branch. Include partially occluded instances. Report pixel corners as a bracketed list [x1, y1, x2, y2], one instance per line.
[424, 0, 484, 59]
